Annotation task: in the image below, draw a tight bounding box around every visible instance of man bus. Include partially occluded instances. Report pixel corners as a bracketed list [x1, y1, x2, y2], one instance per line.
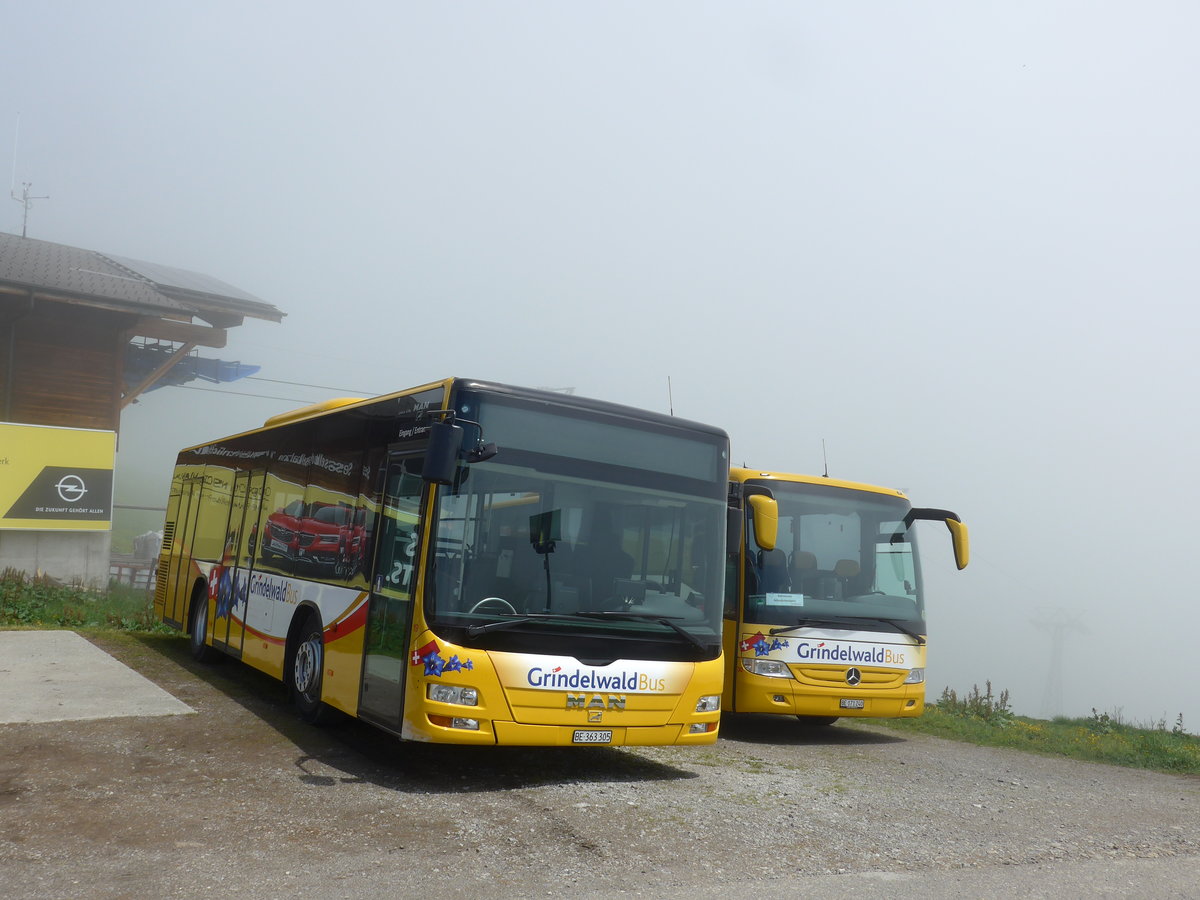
[724, 467, 968, 725]
[156, 378, 728, 746]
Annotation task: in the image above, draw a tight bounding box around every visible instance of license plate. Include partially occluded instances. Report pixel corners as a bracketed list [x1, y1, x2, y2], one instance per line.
[839, 699, 866, 709]
[572, 729, 613, 744]
[271, 539, 288, 552]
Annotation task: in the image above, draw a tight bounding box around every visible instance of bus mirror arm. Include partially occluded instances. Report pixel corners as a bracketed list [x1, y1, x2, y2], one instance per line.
[422, 410, 499, 483]
[905, 508, 970, 571]
[731, 484, 777, 551]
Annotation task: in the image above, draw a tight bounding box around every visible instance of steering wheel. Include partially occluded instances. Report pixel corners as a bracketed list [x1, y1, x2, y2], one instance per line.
[468, 596, 517, 615]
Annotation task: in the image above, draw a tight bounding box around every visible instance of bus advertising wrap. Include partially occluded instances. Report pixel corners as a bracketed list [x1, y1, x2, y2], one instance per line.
[0, 423, 117, 531]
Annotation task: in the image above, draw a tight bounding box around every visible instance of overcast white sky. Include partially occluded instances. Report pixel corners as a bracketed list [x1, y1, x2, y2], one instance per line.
[4, 1, 1198, 729]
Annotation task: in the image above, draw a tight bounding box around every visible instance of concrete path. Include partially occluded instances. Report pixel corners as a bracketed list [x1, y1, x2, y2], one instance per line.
[0, 630, 193, 724]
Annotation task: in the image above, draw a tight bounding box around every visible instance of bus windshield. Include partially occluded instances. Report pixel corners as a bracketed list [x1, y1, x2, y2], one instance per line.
[427, 395, 727, 660]
[742, 481, 924, 630]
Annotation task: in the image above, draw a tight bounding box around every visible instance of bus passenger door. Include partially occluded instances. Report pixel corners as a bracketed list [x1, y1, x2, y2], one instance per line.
[358, 453, 426, 730]
[240, 467, 278, 650]
[212, 467, 266, 658]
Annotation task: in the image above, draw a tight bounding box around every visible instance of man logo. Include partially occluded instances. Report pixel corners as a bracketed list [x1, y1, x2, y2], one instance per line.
[54, 475, 88, 504]
[845, 667, 862, 686]
[566, 693, 626, 711]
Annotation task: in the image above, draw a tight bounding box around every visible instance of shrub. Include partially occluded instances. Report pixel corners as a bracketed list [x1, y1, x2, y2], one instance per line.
[0, 569, 167, 633]
[935, 681, 1014, 727]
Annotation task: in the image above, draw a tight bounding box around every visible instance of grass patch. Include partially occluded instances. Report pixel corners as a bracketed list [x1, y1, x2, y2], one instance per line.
[873, 683, 1200, 775]
[0, 568, 169, 633]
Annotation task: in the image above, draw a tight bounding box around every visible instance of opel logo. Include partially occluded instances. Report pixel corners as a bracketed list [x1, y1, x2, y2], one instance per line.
[55, 475, 88, 504]
[845, 667, 862, 686]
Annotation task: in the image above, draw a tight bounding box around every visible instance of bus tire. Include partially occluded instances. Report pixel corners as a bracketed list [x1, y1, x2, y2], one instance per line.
[290, 614, 334, 725]
[188, 583, 219, 663]
[796, 716, 838, 727]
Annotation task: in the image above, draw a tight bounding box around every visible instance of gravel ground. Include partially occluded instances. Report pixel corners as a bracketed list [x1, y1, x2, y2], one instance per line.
[1, 633, 1198, 899]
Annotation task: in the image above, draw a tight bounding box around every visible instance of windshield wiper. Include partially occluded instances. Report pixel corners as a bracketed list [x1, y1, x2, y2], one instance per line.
[574, 611, 710, 653]
[769, 615, 926, 645]
[856, 617, 926, 645]
[465, 613, 587, 637]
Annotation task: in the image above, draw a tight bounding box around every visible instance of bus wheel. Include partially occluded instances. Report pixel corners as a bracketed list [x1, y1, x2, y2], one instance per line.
[188, 584, 218, 663]
[290, 616, 333, 725]
[796, 716, 839, 727]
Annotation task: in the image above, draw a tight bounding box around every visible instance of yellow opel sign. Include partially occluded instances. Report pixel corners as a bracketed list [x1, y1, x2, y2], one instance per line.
[0, 423, 117, 531]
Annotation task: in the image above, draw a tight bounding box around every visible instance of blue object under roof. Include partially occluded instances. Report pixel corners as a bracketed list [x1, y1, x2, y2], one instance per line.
[124, 342, 260, 392]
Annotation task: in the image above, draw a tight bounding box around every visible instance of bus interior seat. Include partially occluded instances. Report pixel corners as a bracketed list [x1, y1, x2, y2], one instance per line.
[758, 548, 791, 593]
[834, 559, 861, 598]
[791, 550, 818, 595]
[577, 533, 632, 609]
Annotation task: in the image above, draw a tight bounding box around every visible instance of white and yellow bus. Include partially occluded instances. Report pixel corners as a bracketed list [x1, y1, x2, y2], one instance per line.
[724, 467, 968, 725]
[156, 378, 729, 746]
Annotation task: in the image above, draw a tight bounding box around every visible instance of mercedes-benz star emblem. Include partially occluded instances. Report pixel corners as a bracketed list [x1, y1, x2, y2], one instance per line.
[845, 667, 862, 686]
[55, 474, 88, 504]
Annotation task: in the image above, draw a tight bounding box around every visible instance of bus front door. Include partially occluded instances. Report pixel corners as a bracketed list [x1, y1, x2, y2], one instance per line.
[212, 467, 267, 658]
[358, 453, 426, 730]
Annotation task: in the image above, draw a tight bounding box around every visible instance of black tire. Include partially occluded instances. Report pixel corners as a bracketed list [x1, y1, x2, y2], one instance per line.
[188, 584, 219, 663]
[290, 615, 334, 725]
[796, 715, 839, 728]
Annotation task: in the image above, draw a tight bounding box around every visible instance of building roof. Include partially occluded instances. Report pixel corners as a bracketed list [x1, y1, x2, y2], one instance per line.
[0, 231, 284, 327]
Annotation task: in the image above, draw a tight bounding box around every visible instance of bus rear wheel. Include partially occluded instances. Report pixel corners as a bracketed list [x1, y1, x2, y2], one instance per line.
[188, 584, 218, 663]
[290, 616, 334, 725]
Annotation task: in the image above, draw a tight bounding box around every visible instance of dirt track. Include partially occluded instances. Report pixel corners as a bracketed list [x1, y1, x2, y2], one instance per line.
[1, 632, 1198, 899]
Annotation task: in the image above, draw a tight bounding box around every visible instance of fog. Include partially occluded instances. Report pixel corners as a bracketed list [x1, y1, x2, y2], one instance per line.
[5, 3, 1197, 730]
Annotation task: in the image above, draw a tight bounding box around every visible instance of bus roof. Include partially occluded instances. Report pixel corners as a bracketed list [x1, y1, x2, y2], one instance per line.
[177, 378, 727, 454]
[730, 466, 907, 500]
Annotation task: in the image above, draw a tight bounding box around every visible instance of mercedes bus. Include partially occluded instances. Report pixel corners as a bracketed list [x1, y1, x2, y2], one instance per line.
[725, 467, 968, 725]
[155, 379, 728, 746]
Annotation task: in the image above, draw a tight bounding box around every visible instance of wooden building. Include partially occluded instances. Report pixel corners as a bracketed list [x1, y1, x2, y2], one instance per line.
[0, 231, 283, 585]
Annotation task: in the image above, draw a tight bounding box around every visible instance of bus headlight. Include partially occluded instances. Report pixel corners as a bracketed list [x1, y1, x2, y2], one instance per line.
[428, 684, 479, 706]
[904, 668, 925, 684]
[741, 658, 793, 679]
[695, 695, 720, 712]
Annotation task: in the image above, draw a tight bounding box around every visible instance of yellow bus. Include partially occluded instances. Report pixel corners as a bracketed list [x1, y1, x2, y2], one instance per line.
[724, 467, 968, 725]
[155, 378, 729, 746]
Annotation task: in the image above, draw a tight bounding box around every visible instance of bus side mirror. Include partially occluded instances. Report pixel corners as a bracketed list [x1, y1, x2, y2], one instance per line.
[946, 518, 970, 570]
[906, 507, 970, 571]
[747, 495, 778, 552]
[424, 421, 464, 485]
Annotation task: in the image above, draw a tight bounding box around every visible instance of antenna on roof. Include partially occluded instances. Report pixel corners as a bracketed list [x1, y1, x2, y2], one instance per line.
[667, 376, 674, 416]
[9, 115, 48, 238]
[8, 113, 16, 195]
[821, 439, 829, 478]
